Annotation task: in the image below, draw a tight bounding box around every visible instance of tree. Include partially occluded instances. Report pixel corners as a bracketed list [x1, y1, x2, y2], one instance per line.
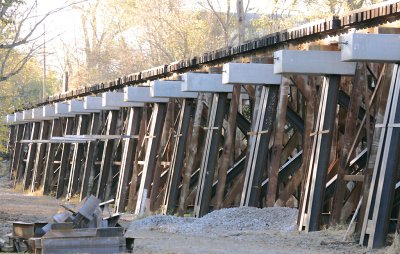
[0, 0, 72, 83]
[0, 56, 60, 152]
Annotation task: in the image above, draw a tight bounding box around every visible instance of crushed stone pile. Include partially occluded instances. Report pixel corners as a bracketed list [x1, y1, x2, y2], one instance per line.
[129, 207, 298, 236]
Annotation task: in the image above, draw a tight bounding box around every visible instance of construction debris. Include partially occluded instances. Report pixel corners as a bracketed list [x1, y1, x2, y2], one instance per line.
[129, 207, 298, 236]
[1, 195, 133, 253]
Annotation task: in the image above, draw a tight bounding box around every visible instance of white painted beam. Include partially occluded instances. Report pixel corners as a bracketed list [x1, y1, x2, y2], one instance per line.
[6, 114, 15, 124]
[102, 92, 145, 108]
[23, 109, 34, 121]
[69, 99, 100, 114]
[181, 73, 233, 92]
[124, 86, 169, 103]
[340, 33, 400, 62]
[32, 107, 55, 120]
[222, 63, 282, 85]
[150, 80, 198, 98]
[274, 50, 356, 75]
[83, 96, 116, 111]
[14, 112, 25, 124]
[55, 102, 75, 117]
[43, 105, 57, 118]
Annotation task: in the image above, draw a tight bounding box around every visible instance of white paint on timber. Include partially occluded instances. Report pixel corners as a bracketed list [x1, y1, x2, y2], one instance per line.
[181, 73, 233, 92]
[69, 99, 100, 114]
[102, 92, 145, 108]
[222, 63, 282, 85]
[6, 114, 15, 124]
[124, 86, 169, 103]
[84, 96, 119, 111]
[43, 105, 57, 118]
[14, 112, 25, 123]
[32, 107, 55, 120]
[55, 102, 75, 117]
[150, 80, 198, 98]
[273, 50, 356, 75]
[340, 33, 400, 62]
[23, 109, 34, 121]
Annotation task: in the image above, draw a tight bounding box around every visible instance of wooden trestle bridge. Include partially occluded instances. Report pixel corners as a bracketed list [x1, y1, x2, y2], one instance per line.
[4, 0, 400, 249]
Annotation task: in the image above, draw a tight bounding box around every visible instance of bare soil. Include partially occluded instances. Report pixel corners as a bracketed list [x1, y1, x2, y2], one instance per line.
[0, 162, 392, 254]
[0, 163, 61, 240]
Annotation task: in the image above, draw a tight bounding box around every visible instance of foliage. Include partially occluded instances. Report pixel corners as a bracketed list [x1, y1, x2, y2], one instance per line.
[0, 56, 60, 153]
[252, 0, 385, 36]
[0, 0, 66, 82]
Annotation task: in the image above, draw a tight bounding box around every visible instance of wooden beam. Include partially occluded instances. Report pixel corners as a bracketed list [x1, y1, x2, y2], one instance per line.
[22, 122, 40, 190]
[241, 86, 279, 207]
[14, 123, 31, 188]
[135, 103, 167, 215]
[56, 117, 75, 198]
[194, 93, 227, 217]
[42, 118, 62, 195]
[162, 99, 194, 214]
[96, 110, 119, 201]
[298, 75, 340, 232]
[79, 113, 102, 201]
[331, 63, 365, 225]
[66, 114, 90, 199]
[267, 81, 290, 207]
[114, 107, 142, 213]
[30, 120, 51, 192]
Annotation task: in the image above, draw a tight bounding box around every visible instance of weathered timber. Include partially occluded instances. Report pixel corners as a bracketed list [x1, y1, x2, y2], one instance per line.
[360, 65, 400, 248]
[114, 107, 142, 213]
[298, 75, 340, 232]
[30, 120, 51, 192]
[241, 86, 279, 207]
[66, 114, 90, 200]
[194, 93, 227, 217]
[80, 113, 101, 201]
[22, 122, 40, 190]
[56, 117, 75, 198]
[42, 119, 62, 195]
[330, 64, 365, 225]
[135, 103, 167, 215]
[96, 110, 119, 201]
[267, 81, 289, 207]
[163, 99, 194, 214]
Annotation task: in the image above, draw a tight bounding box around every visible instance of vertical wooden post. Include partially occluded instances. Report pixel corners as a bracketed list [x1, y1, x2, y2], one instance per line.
[215, 85, 240, 209]
[56, 117, 75, 198]
[330, 64, 364, 225]
[42, 118, 61, 195]
[135, 103, 167, 215]
[178, 93, 208, 215]
[241, 86, 279, 207]
[22, 122, 40, 191]
[194, 93, 227, 217]
[10, 124, 24, 180]
[162, 99, 194, 214]
[14, 123, 31, 187]
[66, 114, 90, 199]
[96, 110, 119, 201]
[298, 75, 340, 232]
[360, 64, 400, 248]
[80, 113, 101, 201]
[150, 101, 174, 210]
[114, 107, 142, 213]
[7, 125, 16, 175]
[266, 82, 289, 206]
[30, 120, 51, 192]
[276, 77, 315, 206]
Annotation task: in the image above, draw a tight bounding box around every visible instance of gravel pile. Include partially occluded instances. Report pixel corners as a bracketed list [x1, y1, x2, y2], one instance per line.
[129, 207, 298, 236]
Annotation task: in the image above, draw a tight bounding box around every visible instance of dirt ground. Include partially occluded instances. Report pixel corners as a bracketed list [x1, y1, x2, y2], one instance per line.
[0, 163, 61, 240]
[0, 162, 393, 254]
